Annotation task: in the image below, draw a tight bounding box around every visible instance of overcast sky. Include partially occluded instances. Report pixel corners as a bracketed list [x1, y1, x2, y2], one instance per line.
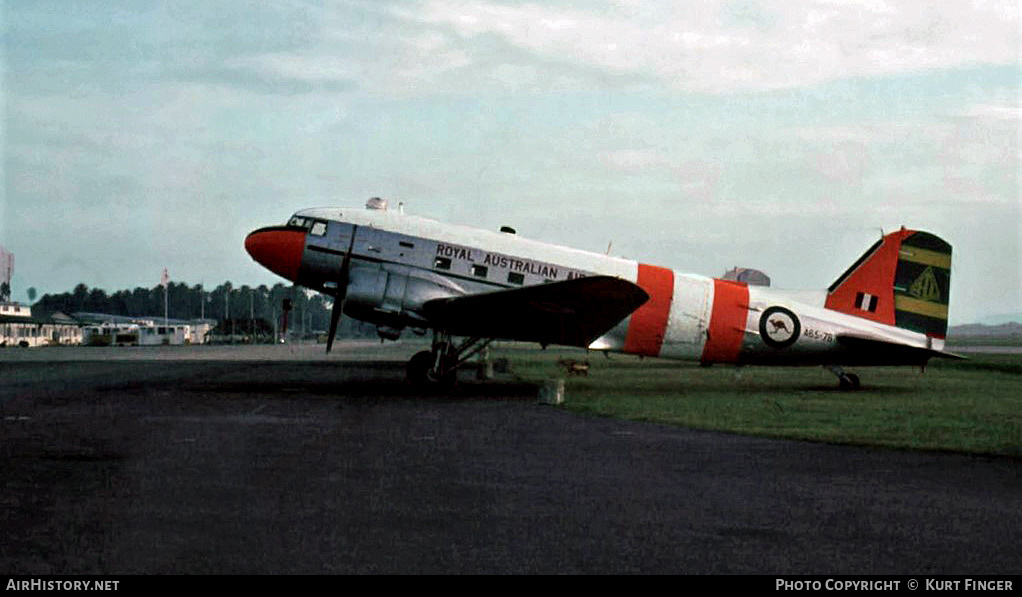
[2, 0, 1019, 323]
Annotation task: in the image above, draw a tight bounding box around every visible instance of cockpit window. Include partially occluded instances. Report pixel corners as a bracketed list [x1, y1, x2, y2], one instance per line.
[287, 216, 327, 236]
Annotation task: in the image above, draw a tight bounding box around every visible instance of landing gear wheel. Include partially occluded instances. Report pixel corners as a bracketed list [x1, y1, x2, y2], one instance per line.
[407, 334, 494, 387]
[839, 373, 861, 391]
[406, 349, 458, 387]
[431, 353, 458, 387]
[406, 351, 434, 386]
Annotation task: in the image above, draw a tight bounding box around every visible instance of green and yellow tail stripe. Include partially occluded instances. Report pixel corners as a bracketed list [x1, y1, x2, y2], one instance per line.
[897, 246, 951, 269]
[893, 232, 951, 338]
[894, 295, 949, 319]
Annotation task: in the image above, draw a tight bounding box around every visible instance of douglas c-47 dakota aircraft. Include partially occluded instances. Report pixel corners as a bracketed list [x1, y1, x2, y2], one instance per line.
[245, 198, 960, 389]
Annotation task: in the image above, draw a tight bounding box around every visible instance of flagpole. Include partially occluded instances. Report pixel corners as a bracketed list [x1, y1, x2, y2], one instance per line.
[162, 268, 169, 332]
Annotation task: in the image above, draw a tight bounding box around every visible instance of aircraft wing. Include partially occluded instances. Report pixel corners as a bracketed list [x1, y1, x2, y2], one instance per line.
[421, 275, 649, 347]
[835, 334, 966, 362]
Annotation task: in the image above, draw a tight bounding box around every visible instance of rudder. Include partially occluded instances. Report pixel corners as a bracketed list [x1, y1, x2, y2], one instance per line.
[825, 228, 951, 339]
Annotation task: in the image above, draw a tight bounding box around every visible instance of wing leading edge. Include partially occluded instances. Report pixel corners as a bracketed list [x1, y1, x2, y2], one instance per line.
[421, 275, 649, 347]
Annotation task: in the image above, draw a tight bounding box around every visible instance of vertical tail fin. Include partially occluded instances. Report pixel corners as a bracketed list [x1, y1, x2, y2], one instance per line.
[825, 228, 951, 339]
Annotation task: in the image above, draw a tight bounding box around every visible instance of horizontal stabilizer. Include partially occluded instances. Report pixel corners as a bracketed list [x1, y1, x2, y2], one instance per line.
[421, 276, 649, 347]
[836, 334, 965, 364]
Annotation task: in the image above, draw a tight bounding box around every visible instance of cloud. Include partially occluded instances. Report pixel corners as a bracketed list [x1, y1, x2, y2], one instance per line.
[598, 148, 674, 171]
[379, 0, 1020, 94]
[3, 1, 1018, 322]
[958, 102, 1022, 122]
[16, 1, 1014, 100]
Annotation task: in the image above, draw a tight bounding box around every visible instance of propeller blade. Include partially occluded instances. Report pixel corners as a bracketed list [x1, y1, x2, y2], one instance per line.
[325, 283, 345, 353]
[326, 228, 357, 353]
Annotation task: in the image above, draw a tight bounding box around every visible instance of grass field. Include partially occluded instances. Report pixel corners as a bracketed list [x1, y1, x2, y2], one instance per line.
[493, 346, 1022, 457]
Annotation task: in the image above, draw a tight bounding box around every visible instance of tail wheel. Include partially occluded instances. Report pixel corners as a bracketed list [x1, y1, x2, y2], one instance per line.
[839, 373, 861, 391]
[825, 365, 862, 391]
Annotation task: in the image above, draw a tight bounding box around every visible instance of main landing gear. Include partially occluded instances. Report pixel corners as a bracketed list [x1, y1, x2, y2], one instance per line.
[406, 331, 493, 386]
[825, 365, 861, 391]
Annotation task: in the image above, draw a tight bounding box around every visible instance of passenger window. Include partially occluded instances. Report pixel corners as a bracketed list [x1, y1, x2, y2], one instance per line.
[508, 272, 524, 285]
[434, 257, 451, 270]
[310, 221, 327, 236]
[472, 265, 488, 278]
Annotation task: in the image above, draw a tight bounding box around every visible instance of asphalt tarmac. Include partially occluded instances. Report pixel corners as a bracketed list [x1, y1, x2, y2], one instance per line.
[1, 343, 1019, 574]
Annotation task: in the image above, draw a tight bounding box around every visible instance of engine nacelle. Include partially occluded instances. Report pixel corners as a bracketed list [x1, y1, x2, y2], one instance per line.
[343, 263, 464, 336]
[376, 325, 403, 341]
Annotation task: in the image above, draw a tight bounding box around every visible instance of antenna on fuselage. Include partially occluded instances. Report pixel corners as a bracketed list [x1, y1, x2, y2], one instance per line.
[606, 241, 613, 255]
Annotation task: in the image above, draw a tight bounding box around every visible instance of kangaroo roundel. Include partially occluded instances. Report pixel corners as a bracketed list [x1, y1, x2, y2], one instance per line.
[760, 306, 800, 348]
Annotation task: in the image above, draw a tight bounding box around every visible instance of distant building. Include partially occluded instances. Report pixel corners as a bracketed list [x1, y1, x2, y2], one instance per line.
[1, 304, 84, 347]
[75, 313, 214, 346]
[137, 322, 210, 346]
[81, 322, 143, 346]
[0, 302, 31, 318]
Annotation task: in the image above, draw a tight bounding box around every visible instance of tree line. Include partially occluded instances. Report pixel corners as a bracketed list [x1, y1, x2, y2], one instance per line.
[32, 282, 376, 338]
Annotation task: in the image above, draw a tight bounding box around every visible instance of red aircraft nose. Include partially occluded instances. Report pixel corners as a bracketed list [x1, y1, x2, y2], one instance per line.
[245, 227, 306, 282]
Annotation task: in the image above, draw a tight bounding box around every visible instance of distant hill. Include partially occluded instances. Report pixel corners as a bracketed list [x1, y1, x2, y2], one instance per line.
[949, 322, 1022, 337]
[975, 313, 1022, 326]
[947, 322, 1022, 346]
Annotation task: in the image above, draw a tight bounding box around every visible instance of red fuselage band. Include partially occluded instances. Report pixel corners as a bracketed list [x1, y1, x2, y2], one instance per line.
[623, 264, 675, 356]
[701, 279, 748, 364]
